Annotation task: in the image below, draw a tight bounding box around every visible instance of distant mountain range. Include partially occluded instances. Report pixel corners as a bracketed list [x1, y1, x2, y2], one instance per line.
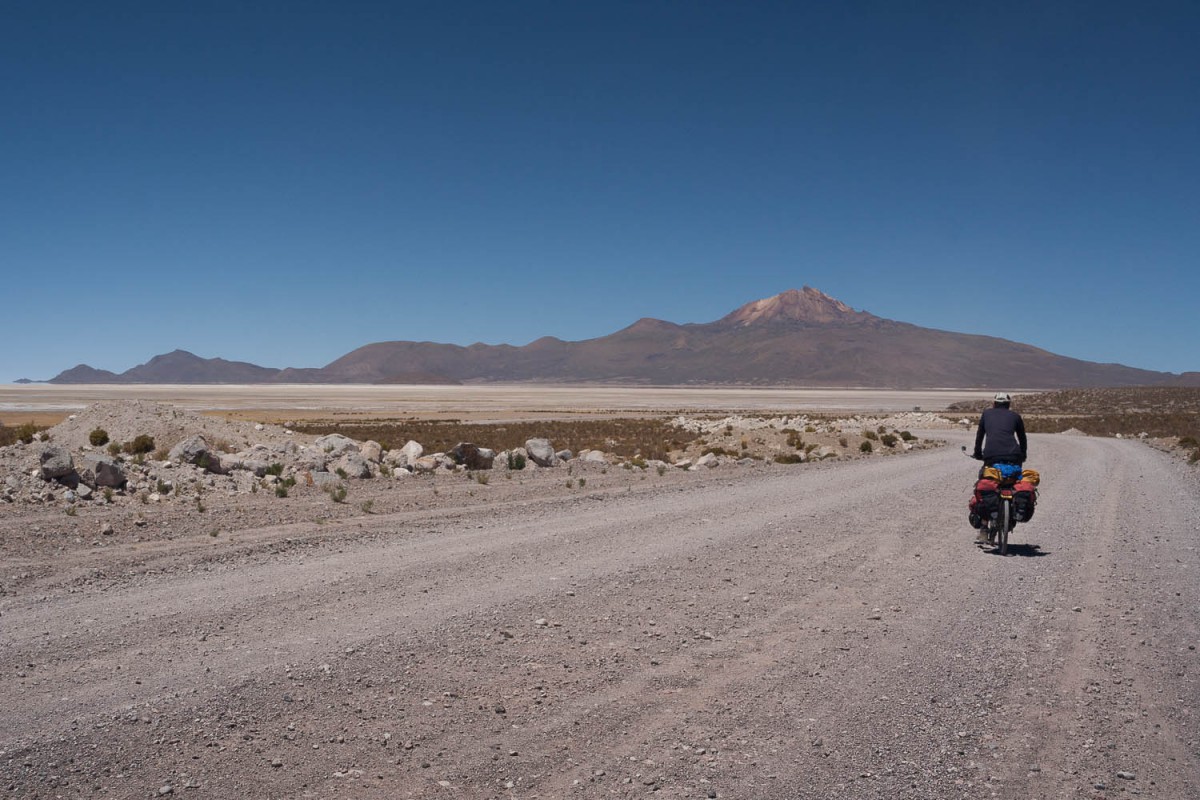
[42, 288, 1200, 388]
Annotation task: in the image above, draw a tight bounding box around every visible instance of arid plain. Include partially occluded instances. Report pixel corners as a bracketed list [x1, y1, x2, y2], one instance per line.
[2, 384, 1197, 799]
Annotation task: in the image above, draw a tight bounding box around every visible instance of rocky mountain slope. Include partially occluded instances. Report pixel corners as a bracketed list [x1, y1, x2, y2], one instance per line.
[45, 288, 1200, 388]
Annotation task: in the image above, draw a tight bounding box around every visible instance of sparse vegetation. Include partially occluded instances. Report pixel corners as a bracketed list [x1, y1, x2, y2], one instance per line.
[1, 422, 43, 446]
[508, 452, 527, 470]
[862, 430, 878, 441]
[293, 417, 690, 462]
[275, 484, 289, 498]
[949, 387, 1200, 441]
[89, 428, 110, 446]
[860, 441, 873, 453]
[880, 433, 898, 448]
[265, 462, 285, 477]
[124, 434, 156, 455]
[473, 471, 490, 485]
[326, 483, 348, 503]
[335, 467, 349, 479]
[108, 442, 122, 457]
[360, 499, 374, 514]
[774, 453, 804, 464]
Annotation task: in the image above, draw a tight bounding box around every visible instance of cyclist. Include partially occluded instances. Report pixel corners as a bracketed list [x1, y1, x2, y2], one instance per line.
[973, 392, 1027, 466]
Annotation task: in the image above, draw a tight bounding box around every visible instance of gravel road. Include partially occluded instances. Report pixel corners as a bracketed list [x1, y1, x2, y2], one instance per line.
[3, 432, 1198, 799]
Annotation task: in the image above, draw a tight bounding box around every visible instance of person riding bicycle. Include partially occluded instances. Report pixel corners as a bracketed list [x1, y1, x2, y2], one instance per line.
[973, 392, 1027, 466]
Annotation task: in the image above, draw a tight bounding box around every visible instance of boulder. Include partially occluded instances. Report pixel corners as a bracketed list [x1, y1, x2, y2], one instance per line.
[77, 453, 127, 488]
[696, 453, 720, 469]
[450, 442, 495, 470]
[295, 447, 328, 472]
[333, 452, 372, 479]
[578, 449, 600, 463]
[359, 440, 384, 463]
[309, 471, 343, 488]
[314, 434, 359, 458]
[556, 450, 573, 462]
[169, 435, 223, 474]
[525, 438, 560, 468]
[411, 455, 439, 474]
[39, 445, 75, 481]
[384, 440, 423, 469]
[224, 455, 271, 477]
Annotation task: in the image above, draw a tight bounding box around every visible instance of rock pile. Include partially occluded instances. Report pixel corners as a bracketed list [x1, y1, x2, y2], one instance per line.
[0, 402, 669, 508]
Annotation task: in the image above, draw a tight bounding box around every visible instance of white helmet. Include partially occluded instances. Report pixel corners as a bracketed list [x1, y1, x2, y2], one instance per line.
[994, 392, 1012, 403]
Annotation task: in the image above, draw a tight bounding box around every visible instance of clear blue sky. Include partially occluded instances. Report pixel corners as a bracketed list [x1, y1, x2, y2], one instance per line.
[3, 1, 1198, 381]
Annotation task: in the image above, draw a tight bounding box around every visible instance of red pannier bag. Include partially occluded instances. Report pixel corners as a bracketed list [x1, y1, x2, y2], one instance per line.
[969, 477, 1000, 520]
[1012, 480, 1037, 522]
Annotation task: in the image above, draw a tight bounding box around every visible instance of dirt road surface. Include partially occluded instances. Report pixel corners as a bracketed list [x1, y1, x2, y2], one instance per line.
[3, 432, 1198, 799]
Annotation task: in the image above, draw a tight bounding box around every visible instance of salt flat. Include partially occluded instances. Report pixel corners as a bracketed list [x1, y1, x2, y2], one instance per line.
[0, 383, 983, 420]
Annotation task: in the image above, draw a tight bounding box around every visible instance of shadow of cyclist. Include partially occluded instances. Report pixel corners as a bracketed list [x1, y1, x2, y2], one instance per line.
[982, 543, 1048, 558]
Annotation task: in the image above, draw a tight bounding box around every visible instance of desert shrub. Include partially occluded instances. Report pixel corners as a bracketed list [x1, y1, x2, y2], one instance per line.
[107, 442, 122, 457]
[880, 433, 898, 448]
[805, 425, 817, 433]
[656, 465, 666, 476]
[156, 479, 170, 495]
[1180, 436, 1198, 448]
[265, 462, 285, 477]
[703, 446, 737, 457]
[860, 441, 873, 453]
[863, 430, 878, 441]
[899, 430, 916, 442]
[89, 428, 109, 446]
[629, 455, 648, 469]
[786, 432, 804, 449]
[16, 423, 39, 445]
[326, 484, 347, 503]
[473, 471, 490, 485]
[124, 434, 156, 455]
[360, 499, 374, 514]
[838, 437, 848, 448]
[774, 453, 804, 464]
[507, 452, 526, 470]
[1190, 448, 1200, 464]
[335, 467, 349, 479]
[877, 425, 888, 434]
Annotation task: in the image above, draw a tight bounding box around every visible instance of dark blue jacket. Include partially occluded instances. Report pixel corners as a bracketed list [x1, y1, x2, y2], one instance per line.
[974, 406, 1027, 464]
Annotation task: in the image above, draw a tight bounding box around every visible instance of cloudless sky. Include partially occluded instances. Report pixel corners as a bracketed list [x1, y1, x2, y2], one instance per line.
[3, 0, 1198, 381]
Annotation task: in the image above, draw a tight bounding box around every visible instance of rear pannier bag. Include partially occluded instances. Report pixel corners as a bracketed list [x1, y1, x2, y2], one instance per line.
[970, 478, 1001, 519]
[1012, 480, 1037, 522]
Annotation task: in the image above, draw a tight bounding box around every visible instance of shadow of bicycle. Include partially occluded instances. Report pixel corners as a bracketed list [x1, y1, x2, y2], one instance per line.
[983, 542, 1049, 558]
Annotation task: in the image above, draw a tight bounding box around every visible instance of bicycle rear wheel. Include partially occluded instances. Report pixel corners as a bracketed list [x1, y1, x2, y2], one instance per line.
[999, 500, 1010, 556]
